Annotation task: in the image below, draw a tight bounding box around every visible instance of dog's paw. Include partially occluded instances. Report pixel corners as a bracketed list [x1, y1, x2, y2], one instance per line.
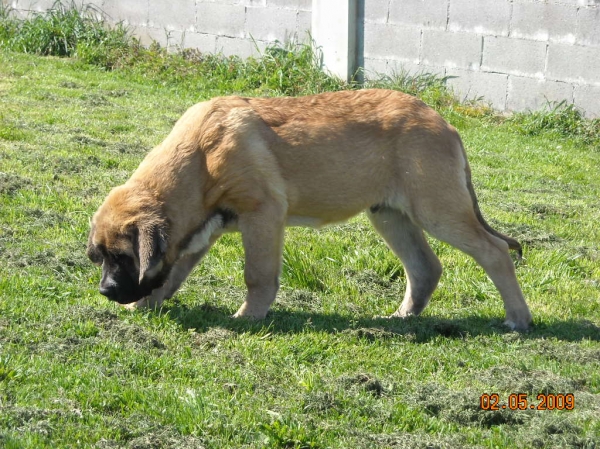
[503, 318, 532, 332]
[122, 295, 165, 311]
[232, 303, 269, 320]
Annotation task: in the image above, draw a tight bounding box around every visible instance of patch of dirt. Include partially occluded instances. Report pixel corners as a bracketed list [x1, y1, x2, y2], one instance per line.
[362, 432, 481, 449]
[110, 142, 148, 155]
[104, 89, 129, 98]
[478, 365, 583, 395]
[190, 327, 236, 349]
[519, 415, 600, 449]
[80, 93, 111, 107]
[338, 373, 385, 397]
[528, 203, 576, 220]
[2, 247, 57, 268]
[24, 207, 72, 227]
[31, 307, 166, 352]
[343, 326, 417, 342]
[94, 420, 205, 449]
[0, 405, 83, 439]
[527, 340, 600, 366]
[52, 154, 100, 174]
[70, 135, 108, 147]
[343, 268, 392, 292]
[498, 222, 561, 248]
[119, 431, 205, 449]
[0, 172, 32, 195]
[278, 289, 321, 311]
[59, 81, 81, 89]
[302, 390, 340, 414]
[92, 310, 166, 351]
[2, 241, 89, 275]
[408, 383, 530, 428]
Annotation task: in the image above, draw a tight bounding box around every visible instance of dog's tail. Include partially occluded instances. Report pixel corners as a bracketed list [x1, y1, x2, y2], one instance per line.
[461, 143, 523, 259]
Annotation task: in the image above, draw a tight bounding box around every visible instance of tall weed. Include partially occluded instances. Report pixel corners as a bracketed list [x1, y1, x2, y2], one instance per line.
[0, 0, 131, 67]
[509, 100, 600, 144]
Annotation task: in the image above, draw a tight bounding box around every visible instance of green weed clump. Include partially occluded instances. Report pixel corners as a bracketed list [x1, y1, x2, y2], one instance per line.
[365, 68, 456, 110]
[509, 100, 600, 144]
[0, 0, 456, 100]
[0, 1, 132, 68]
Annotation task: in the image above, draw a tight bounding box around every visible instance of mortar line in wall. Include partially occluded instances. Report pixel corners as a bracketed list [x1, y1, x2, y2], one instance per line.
[418, 29, 423, 65]
[508, 0, 513, 37]
[504, 80, 510, 112]
[543, 42, 549, 81]
[386, 0, 391, 24]
[243, 6, 248, 40]
[194, 0, 198, 34]
[479, 35, 484, 70]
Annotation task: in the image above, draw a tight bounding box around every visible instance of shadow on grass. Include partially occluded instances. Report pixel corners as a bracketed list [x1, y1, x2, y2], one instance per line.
[162, 303, 600, 343]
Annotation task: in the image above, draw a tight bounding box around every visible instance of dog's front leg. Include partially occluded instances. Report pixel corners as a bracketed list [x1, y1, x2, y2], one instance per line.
[233, 205, 285, 319]
[126, 248, 209, 310]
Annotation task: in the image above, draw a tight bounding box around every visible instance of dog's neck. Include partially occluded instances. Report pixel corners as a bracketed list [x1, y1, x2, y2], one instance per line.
[178, 209, 237, 258]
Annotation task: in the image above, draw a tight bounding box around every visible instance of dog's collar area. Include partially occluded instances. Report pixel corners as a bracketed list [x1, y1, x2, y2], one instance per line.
[179, 209, 238, 257]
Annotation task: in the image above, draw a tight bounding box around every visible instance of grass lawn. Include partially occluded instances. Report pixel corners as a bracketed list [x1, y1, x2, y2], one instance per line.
[0, 48, 599, 448]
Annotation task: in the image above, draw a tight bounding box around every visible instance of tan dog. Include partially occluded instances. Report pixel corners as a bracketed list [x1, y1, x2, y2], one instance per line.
[87, 89, 533, 330]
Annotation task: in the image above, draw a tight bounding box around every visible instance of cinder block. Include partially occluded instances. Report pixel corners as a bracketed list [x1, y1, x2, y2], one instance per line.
[548, 0, 599, 6]
[362, 57, 389, 78]
[511, 2, 577, 43]
[388, 0, 448, 30]
[363, 22, 421, 63]
[364, 0, 389, 24]
[507, 76, 574, 112]
[422, 30, 482, 71]
[574, 84, 600, 118]
[362, 59, 447, 83]
[181, 32, 217, 54]
[246, 6, 299, 42]
[130, 27, 154, 47]
[547, 43, 600, 84]
[241, 0, 266, 6]
[449, 0, 511, 37]
[148, 0, 195, 31]
[577, 7, 600, 47]
[446, 68, 509, 110]
[216, 36, 264, 59]
[482, 36, 547, 78]
[142, 28, 183, 51]
[10, 0, 55, 14]
[267, 0, 311, 11]
[196, 3, 246, 38]
[297, 10, 312, 38]
[389, 60, 447, 78]
[101, 0, 149, 26]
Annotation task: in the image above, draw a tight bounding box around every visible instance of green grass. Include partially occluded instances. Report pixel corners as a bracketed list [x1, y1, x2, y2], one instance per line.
[1, 5, 600, 449]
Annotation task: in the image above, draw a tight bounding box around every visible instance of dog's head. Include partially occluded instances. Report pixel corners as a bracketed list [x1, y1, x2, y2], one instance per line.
[87, 184, 236, 304]
[87, 185, 172, 304]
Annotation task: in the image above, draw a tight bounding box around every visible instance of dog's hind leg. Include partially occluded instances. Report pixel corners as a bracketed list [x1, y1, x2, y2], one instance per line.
[233, 203, 286, 319]
[367, 207, 443, 317]
[413, 196, 532, 330]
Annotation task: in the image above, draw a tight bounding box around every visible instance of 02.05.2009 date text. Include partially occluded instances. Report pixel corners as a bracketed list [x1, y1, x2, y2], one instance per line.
[480, 393, 574, 411]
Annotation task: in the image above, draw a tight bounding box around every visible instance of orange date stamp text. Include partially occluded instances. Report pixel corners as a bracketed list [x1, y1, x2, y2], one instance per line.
[479, 393, 574, 411]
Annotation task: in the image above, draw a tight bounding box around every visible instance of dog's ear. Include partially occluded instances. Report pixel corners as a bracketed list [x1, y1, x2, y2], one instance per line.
[136, 224, 168, 283]
[86, 224, 103, 266]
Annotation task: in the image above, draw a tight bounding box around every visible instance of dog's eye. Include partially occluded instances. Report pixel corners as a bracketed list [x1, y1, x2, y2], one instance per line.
[116, 253, 135, 268]
[87, 247, 104, 266]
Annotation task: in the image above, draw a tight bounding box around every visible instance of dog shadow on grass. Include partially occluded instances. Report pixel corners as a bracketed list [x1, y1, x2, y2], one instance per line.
[162, 302, 600, 343]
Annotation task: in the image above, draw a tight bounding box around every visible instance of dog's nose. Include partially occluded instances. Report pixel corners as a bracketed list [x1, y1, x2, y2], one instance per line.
[99, 284, 117, 300]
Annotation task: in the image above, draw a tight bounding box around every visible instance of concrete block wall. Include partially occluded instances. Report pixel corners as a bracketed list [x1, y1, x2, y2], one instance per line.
[363, 0, 600, 117]
[6, 0, 600, 118]
[7, 0, 312, 59]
